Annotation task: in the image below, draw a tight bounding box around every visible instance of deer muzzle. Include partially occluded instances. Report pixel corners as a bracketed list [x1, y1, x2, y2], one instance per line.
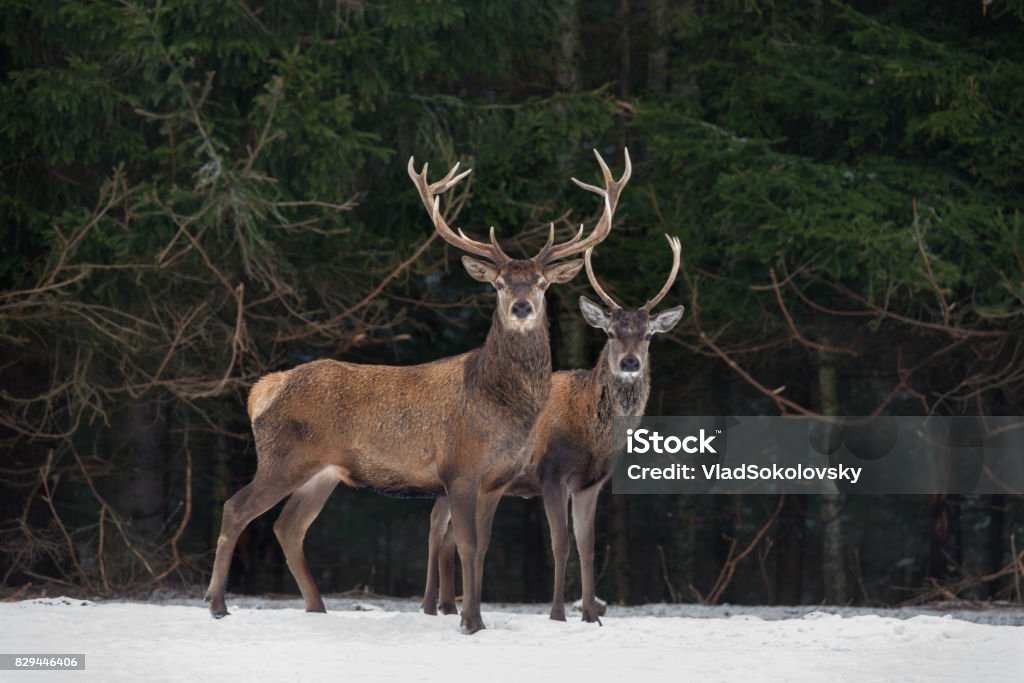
[510, 299, 535, 321]
[618, 354, 641, 375]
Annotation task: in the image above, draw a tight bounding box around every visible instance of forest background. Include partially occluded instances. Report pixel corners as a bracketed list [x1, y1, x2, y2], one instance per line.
[2, 0, 1023, 607]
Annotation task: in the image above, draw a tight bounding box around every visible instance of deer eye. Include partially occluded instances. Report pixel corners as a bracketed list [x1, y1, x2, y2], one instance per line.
[495, 281, 505, 290]
[645, 333, 653, 341]
[607, 331, 616, 339]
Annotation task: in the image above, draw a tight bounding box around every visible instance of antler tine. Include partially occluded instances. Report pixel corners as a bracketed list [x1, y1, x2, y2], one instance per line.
[584, 246, 621, 310]
[542, 148, 631, 263]
[454, 224, 508, 263]
[408, 156, 506, 263]
[407, 157, 472, 196]
[435, 161, 472, 193]
[593, 146, 614, 186]
[535, 223, 584, 264]
[533, 223, 555, 262]
[537, 193, 611, 263]
[570, 147, 632, 198]
[542, 223, 555, 252]
[642, 234, 682, 311]
[561, 223, 586, 248]
[487, 226, 511, 262]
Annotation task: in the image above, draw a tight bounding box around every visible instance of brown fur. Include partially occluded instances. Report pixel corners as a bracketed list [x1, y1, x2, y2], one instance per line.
[205, 263, 559, 635]
[207, 152, 622, 634]
[530, 347, 649, 490]
[247, 371, 287, 421]
[423, 306, 683, 624]
[423, 344, 652, 624]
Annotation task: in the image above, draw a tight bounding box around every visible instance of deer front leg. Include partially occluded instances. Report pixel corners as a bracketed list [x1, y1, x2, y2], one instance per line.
[423, 497, 451, 615]
[438, 520, 458, 615]
[542, 480, 570, 621]
[472, 489, 503, 609]
[447, 482, 483, 634]
[571, 485, 604, 623]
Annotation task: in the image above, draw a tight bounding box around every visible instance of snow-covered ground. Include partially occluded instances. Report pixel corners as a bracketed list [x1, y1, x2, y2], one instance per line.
[1, 595, 1021, 682]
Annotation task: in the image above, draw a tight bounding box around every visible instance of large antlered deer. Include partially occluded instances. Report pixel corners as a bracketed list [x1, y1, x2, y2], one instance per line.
[204, 150, 631, 634]
[422, 233, 683, 624]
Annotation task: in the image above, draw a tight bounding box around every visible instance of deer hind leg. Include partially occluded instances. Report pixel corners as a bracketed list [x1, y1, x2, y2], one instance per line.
[205, 466, 310, 618]
[571, 485, 604, 623]
[423, 497, 451, 615]
[543, 481, 570, 621]
[273, 469, 340, 613]
[437, 518, 458, 615]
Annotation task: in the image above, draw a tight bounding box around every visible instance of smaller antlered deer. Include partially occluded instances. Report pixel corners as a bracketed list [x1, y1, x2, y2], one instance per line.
[423, 233, 683, 623]
[205, 150, 630, 634]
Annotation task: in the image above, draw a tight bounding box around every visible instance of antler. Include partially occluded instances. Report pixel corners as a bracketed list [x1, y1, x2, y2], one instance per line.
[536, 148, 632, 264]
[641, 234, 681, 311]
[407, 157, 510, 263]
[584, 246, 621, 310]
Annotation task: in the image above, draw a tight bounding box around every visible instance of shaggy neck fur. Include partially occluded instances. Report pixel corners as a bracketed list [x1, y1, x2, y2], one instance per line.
[468, 308, 552, 423]
[591, 345, 650, 423]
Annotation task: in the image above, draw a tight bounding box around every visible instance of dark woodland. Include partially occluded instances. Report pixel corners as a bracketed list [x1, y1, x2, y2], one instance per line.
[2, 0, 1023, 608]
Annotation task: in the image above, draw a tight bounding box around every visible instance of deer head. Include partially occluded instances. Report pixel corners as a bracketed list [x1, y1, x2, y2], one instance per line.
[407, 150, 631, 332]
[579, 234, 685, 379]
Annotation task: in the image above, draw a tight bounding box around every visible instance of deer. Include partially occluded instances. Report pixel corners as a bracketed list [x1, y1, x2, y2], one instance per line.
[203, 149, 631, 634]
[422, 232, 683, 624]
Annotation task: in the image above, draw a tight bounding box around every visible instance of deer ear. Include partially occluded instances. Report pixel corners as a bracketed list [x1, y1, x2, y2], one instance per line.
[649, 305, 685, 334]
[462, 256, 499, 283]
[579, 296, 611, 330]
[543, 259, 584, 284]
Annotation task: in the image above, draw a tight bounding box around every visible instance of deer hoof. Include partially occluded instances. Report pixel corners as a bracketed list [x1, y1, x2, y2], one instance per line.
[460, 614, 485, 634]
[422, 603, 438, 616]
[549, 610, 567, 622]
[581, 608, 603, 624]
[206, 595, 229, 619]
[439, 601, 458, 616]
[306, 604, 327, 614]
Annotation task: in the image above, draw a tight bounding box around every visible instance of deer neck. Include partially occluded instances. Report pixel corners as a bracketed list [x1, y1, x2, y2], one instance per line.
[472, 308, 552, 409]
[592, 345, 650, 421]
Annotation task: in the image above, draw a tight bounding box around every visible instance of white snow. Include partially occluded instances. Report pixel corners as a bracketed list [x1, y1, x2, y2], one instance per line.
[1, 596, 1021, 682]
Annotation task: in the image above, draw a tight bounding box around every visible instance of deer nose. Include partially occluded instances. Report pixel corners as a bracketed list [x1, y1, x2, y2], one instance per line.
[619, 355, 641, 373]
[511, 300, 534, 320]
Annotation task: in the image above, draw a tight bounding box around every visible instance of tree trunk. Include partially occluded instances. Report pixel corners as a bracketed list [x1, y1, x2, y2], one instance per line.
[670, 494, 696, 600]
[928, 494, 962, 582]
[555, 0, 581, 92]
[552, 0, 588, 372]
[117, 400, 166, 540]
[775, 496, 805, 604]
[820, 493, 846, 603]
[611, 494, 631, 603]
[987, 494, 1005, 598]
[817, 347, 848, 604]
[708, 495, 741, 603]
[523, 500, 548, 602]
[557, 299, 590, 371]
[619, 0, 631, 99]
[646, 0, 668, 94]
